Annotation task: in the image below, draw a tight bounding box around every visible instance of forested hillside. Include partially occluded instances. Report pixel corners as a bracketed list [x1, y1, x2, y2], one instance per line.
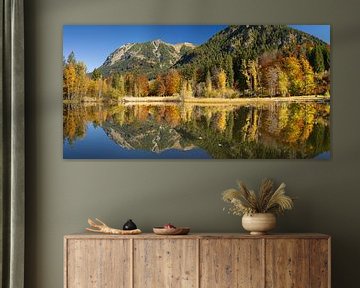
[176, 25, 330, 96]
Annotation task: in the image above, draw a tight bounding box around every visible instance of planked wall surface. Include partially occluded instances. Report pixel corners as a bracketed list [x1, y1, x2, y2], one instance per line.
[64, 233, 330, 288]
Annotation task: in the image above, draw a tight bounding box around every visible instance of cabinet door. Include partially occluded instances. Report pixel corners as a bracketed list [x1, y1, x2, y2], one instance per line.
[309, 239, 330, 288]
[200, 239, 264, 288]
[265, 239, 311, 288]
[134, 239, 198, 288]
[66, 239, 131, 288]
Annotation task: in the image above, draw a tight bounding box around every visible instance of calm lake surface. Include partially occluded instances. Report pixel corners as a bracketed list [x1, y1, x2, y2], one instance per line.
[63, 101, 330, 159]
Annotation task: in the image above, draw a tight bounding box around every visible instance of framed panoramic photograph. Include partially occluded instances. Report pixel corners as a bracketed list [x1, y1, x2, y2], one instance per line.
[63, 25, 330, 159]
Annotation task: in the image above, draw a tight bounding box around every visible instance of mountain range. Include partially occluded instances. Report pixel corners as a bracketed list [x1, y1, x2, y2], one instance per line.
[96, 25, 328, 78]
[98, 40, 195, 78]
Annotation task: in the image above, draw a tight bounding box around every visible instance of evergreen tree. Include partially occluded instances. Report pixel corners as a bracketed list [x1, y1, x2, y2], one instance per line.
[111, 74, 125, 97]
[238, 59, 250, 94]
[118, 75, 125, 96]
[67, 51, 76, 65]
[224, 55, 234, 88]
[125, 73, 135, 96]
[111, 73, 120, 89]
[91, 68, 102, 81]
[322, 46, 330, 71]
[309, 45, 325, 73]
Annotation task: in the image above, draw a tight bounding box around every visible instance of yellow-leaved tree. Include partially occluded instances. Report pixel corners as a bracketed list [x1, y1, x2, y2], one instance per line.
[217, 69, 227, 90]
[63, 63, 76, 100]
[300, 57, 315, 95]
[283, 56, 304, 96]
[278, 70, 290, 96]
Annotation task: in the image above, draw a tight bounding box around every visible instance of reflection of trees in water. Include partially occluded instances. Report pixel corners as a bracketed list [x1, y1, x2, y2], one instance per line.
[63, 103, 109, 144]
[63, 104, 87, 144]
[63, 102, 330, 158]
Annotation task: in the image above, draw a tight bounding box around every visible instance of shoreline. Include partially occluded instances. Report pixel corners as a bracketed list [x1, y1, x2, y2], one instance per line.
[183, 95, 329, 104]
[63, 95, 330, 105]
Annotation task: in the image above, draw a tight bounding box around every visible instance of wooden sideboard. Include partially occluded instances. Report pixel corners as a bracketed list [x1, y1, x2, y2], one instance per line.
[64, 233, 330, 288]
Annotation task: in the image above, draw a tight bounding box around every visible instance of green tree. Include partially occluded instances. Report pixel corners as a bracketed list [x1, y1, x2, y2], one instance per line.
[238, 59, 250, 94]
[91, 68, 102, 81]
[125, 73, 135, 96]
[67, 51, 76, 65]
[118, 75, 125, 96]
[322, 46, 330, 71]
[224, 55, 234, 88]
[309, 45, 325, 73]
[112, 74, 125, 97]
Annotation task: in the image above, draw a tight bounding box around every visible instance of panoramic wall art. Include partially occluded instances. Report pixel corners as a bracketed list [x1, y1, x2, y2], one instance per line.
[63, 25, 330, 159]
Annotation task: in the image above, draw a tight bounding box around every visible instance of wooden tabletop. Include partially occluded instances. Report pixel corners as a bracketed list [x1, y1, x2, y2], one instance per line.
[65, 232, 330, 240]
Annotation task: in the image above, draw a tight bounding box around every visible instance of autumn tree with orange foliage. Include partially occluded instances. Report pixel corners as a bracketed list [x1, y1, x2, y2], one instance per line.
[153, 75, 166, 96]
[135, 75, 150, 97]
[165, 69, 181, 95]
[63, 52, 91, 101]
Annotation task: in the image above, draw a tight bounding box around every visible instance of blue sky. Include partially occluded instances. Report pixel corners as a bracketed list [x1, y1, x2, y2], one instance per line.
[63, 25, 330, 72]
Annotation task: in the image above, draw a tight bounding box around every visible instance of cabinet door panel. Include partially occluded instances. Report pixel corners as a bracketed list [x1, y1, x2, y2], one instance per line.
[200, 239, 264, 288]
[265, 239, 310, 288]
[134, 239, 198, 288]
[310, 239, 330, 288]
[66, 239, 131, 288]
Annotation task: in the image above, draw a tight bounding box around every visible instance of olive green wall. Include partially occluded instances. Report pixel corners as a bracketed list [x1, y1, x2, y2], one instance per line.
[24, 0, 360, 287]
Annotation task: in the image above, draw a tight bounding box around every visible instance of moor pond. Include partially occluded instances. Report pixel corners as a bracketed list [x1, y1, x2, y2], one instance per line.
[63, 101, 330, 159]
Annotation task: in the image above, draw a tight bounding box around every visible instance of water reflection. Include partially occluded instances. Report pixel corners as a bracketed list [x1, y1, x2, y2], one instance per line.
[63, 101, 330, 159]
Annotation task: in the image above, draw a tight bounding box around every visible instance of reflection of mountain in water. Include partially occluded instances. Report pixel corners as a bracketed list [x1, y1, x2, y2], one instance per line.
[63, 102, 330, 159]
[102, 120, 196, 153]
